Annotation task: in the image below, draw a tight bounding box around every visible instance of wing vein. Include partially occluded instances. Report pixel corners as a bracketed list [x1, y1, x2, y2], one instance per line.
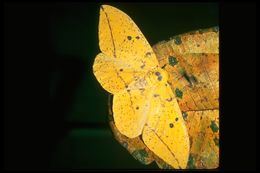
[146, 125, 181, 169]
[101, 6, 117, 58]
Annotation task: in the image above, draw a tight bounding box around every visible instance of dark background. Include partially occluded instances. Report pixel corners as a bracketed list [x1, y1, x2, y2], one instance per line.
[4, 2, 255, 171]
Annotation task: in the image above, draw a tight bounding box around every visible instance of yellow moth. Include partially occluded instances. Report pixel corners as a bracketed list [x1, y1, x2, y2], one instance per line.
[93, 5, 190, 169]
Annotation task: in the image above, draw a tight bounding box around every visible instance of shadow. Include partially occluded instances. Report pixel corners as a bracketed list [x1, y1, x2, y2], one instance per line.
[49, 54, 86, 164]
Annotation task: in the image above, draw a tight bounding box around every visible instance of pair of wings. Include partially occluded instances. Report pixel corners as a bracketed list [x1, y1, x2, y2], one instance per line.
[93, 5, 189, 169]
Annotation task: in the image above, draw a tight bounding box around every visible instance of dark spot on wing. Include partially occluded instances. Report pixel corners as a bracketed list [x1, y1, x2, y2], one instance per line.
[168, 56, 178, 67]
[153, 94, 159, 97]
[139, 88, 145, 93]
[136, 106, 139, 110]
[162, 64, 167, 69]
[175, 88, 183, 98]
[140, 64, 145, 69]
[197, 44, 200, 47]
[136, 36, 140, 39]
[182, 70, 198, 87]
[181, 70, 189, 81]
[169, 123, 174, 128]
[145, 52, 151, 57]
[155, 71, 162, 81]
[173, 36, 182, 45]
[119, 68, 123, 72]
[127, 36, 132, 40]
[175, 117, 178, 121]
[210, 120, 219, 132]
[166, 97, 172, 102]
[127, 89, 130, 92]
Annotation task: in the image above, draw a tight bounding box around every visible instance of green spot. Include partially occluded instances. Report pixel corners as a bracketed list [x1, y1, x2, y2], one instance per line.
[168, 56, 178, 67]
[182, 112, 188, 121]
[132, 149, 148, 165]
[174, 36, 182, 45]
[175, 88, 183, 98]
[187, 154, 196, 169]
[213, 137, 219, 147]
[212, 26, 219, 33]
[122, 141, 128, 149]
[159, 162, 173, 169]
[210, 120, 219, 133]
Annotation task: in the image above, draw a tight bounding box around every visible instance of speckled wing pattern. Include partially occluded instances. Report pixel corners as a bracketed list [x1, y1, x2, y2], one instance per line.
[93, 5, 190, 169]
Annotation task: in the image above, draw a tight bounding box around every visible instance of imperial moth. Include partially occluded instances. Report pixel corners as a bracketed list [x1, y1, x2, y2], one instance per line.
[93, 5, 219, 169]
[93, 5, 190, 169]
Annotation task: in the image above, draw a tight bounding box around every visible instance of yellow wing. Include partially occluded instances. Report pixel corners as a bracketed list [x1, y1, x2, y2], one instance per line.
[99, 5, 159, 71]
[93, 53, 146, 94]
[94, 5, 160, 94]
[142, 83, 190, 169]
[94, 5, 162, 137]
[94, 5, 190, 168]
[113, 86, 154, 138]
[112, 67, 171, 139]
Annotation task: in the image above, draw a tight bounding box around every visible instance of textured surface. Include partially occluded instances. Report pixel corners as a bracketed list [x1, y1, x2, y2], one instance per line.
[153, 27, 219, 169]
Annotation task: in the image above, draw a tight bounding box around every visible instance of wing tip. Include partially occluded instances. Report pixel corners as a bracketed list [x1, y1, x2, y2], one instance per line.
[100, 4, 116, 12]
